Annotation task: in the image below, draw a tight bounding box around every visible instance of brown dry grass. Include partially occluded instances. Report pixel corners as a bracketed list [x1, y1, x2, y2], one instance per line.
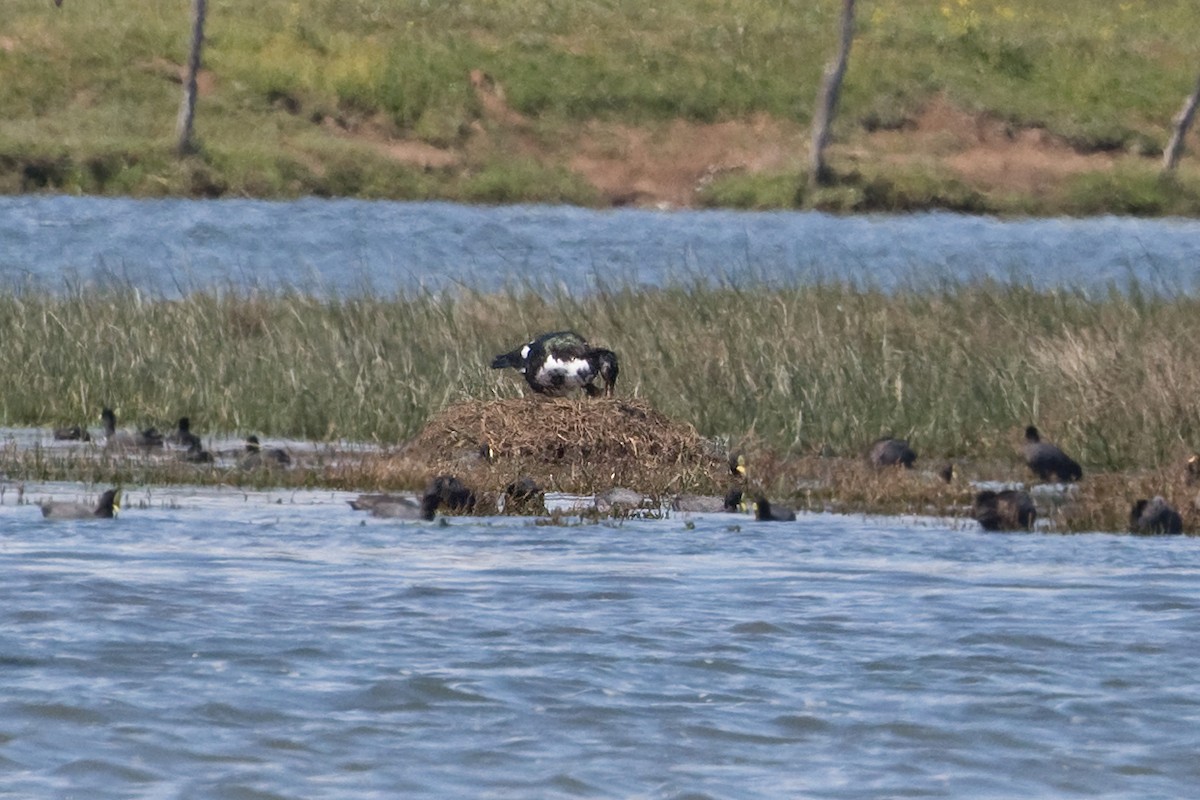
[5, 404, 1197, 533]
[318, 396, 1200, 533]
[327, 396, 730, 498]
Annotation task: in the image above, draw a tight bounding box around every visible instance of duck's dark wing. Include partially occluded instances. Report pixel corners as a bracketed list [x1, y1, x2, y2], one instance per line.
[534, 330, 587, 348]
[1025, 443, 1081, 481]
[533, 331, 590, 360]
[870, 438, 916, 467]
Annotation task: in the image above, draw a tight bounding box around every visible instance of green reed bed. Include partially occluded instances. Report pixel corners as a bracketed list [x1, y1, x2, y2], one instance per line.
[3, 282, 1200, 478]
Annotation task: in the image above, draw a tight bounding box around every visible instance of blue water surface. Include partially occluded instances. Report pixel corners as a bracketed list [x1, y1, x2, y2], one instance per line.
[2, 484, 1199, 799]
[2, 196, 1199, 296]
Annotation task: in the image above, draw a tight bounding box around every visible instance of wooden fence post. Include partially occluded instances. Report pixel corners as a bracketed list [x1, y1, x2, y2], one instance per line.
[176, 0, 207, 156]
[809, 0, 856, 187]
[1163, 70, 1200, 173]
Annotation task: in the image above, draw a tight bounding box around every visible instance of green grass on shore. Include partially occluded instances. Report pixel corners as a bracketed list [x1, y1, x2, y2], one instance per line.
[3, 282, 1199, 476]
[2, 0, 1200, 210]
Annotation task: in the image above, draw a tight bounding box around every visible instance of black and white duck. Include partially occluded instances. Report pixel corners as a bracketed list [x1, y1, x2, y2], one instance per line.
[39, 488, 121, 520]
[1023, 426, 1082, 483]
[491, 330, 618, 397]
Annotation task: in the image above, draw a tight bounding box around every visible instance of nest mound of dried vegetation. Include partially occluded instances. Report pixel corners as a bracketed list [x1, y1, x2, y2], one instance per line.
[388, 396, 727, 495]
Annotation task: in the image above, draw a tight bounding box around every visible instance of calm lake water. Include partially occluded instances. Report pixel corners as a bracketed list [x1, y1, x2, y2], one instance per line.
[2, 196, 1200, 295]
[2, 483, 1199, 799]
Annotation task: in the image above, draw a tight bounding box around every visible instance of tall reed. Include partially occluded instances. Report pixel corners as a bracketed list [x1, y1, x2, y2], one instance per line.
[2, 282, 1199, 472]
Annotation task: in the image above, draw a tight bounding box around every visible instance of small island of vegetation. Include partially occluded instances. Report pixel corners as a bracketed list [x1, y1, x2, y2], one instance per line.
[2, 284, 1199, 532]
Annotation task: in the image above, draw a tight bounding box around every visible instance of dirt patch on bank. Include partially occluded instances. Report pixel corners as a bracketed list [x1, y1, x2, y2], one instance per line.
[317, 72, 1160, 208]
[569, 115, 806, 207]
[862, 94, 1119, 196]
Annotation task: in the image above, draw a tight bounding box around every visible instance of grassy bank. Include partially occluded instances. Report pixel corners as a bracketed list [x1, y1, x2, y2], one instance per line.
[3, 282, 1199, 472]
[2, 0, 1200, 211]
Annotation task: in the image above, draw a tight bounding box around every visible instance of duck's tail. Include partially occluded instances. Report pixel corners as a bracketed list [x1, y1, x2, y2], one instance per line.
[490, 349, 524, 370]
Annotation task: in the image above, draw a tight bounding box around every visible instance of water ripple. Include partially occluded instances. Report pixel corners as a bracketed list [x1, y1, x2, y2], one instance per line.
[3, 484, 1200, 797]
[3, 197, 1199, 297]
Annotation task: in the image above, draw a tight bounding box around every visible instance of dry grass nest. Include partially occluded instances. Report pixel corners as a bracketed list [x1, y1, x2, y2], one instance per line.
[324, 399, 1200, 532]
[386, 396, 727, 495]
